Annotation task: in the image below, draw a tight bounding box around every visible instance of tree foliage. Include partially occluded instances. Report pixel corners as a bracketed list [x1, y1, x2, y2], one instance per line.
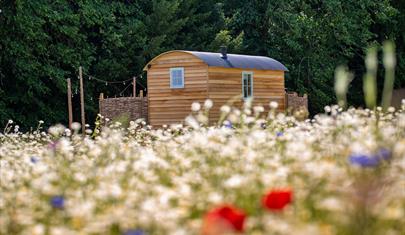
[0, 0, 404, 128]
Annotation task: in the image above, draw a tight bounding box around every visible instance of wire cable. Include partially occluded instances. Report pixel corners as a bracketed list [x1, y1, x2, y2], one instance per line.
[77, 68, 147, 97]
[82, 70, 133, 84]
[118, 82, 133, 96]
[135, 80, 146, 89]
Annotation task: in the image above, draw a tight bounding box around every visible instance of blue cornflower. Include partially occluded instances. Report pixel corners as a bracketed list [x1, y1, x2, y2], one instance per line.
[348, 148, 392, 168]
[223, 121, 233, 129]
[276, 131, 283, 137]
[50, 195, 65, 209]
[348, 154, 380, 167]
[123, 229, 145, 235]
[30, 156, 38, 163]
[376, 148, 392, 161]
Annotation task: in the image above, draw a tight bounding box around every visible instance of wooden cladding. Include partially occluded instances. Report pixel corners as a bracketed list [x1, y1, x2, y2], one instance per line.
[207, 67, 285, 121]
[146, 51, 285, 126]
[147, 51, 208, 126]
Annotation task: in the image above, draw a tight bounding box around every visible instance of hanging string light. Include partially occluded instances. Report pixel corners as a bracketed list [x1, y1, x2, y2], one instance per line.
[76, 70, 147, 98]
[82, 71, 133, 85]
[82, 72, 147, 89]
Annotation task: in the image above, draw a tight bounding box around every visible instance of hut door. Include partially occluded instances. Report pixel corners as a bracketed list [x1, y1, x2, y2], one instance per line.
[242, 71, 253, 99]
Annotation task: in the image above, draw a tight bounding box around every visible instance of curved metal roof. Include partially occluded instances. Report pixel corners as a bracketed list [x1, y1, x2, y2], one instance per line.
[185, 51, 288, 71]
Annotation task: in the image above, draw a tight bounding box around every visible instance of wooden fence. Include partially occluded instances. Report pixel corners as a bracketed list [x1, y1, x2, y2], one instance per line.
[99, 96, 148, 122]
[285, 92, 308, 111]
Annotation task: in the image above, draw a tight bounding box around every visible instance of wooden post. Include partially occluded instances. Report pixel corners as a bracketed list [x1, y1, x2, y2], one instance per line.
[99, 93, 104, 117]
[285, 91, 288, 111]
[79, 66, 85, 134]
[140, 90, 144, 97]
[133, 76, 136, 97]
[67, 78, 73, 129]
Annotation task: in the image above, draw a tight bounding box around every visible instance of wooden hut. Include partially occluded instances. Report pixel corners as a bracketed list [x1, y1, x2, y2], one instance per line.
[143, 48, 288, 126]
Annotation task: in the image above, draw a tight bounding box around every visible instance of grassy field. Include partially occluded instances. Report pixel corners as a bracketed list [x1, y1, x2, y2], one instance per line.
[1, 101, 404, 235]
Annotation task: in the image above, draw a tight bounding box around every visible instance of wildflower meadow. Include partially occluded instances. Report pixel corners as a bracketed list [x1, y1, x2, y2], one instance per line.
[1, 0, 404, 234]
[1, 99, 404, 235]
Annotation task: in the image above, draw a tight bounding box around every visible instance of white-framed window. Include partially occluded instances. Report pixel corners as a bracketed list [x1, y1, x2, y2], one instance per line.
[170, 67, 184, 88]
[242, 71, 253, 99]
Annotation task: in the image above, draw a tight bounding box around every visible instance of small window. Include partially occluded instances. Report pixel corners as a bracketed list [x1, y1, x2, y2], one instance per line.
[170, 67, 184, 88]
[242, 71, 253, 99]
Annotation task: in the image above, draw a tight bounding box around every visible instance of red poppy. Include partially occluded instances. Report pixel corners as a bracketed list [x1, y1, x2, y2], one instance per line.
[262, 188, 293, 211]
[202, 205, 246, 235]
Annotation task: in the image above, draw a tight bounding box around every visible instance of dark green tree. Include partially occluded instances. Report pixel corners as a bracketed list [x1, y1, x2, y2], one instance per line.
[0, 0, 94, 128]
[222, 0, 402, 113]
[0, 0, 146, 128]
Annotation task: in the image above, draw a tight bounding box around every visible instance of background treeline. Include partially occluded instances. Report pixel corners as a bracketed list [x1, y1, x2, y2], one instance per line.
[0, 0, 404, 129]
